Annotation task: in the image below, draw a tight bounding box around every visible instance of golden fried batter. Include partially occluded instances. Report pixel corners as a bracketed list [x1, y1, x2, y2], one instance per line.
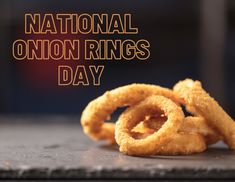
[81, 83, 181, 143]
[115, 95, 184, 156]
[174, 79, 235, 149]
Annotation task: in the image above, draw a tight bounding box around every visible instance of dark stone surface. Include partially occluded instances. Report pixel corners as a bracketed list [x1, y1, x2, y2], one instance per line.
[0, 116, 235, 180]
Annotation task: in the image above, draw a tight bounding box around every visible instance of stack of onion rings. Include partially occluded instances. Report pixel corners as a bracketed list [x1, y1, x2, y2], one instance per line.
[81, 84, 180, 144]
[115, 96, 208, 156]
[81, 79, 234, 156]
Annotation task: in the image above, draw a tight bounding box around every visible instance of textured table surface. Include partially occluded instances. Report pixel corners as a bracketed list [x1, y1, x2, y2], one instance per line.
[0, 116, 235, 180]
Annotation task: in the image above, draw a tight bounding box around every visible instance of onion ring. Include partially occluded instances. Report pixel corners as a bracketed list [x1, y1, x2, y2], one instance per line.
[115, 95, 184, 156]
[157, 132, 206, 155]
[141, 116, 220, 145]
[131, 117, 207, 155]
[81, 83, 181, 143]
[180, 116, 220, 145]
[173, 79, 235, 149]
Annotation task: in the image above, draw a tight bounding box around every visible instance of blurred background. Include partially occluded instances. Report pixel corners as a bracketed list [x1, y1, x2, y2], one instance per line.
[0, 0, 234, 118]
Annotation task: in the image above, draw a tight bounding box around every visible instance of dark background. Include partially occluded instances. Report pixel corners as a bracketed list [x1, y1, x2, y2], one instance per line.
[0, 0, 234, 118]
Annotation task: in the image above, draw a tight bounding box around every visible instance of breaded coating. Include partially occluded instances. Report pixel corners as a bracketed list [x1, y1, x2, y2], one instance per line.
[115, 95, 184, 156]
[81, 83, 180, 143]
[174, 79, 235, 149]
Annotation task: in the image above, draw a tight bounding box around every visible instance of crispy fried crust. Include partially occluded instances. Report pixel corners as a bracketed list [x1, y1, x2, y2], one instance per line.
[140, 116, 220, 145]
[115, 95, 184, 156]
[157, 132, 206, 155]
[180, 116, 221, 145]
[131, 116, 207, 155]
[173, 79, 235, 149]
[81, 84, 181, 143]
